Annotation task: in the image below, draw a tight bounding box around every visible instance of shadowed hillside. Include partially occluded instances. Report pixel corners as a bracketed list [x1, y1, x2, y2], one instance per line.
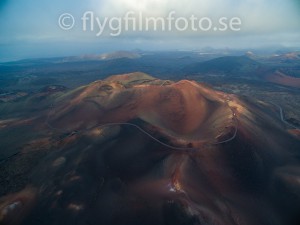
[183, 55, 300, 88]
[183, 56, 261, 76]
[0, 73, 300, 225]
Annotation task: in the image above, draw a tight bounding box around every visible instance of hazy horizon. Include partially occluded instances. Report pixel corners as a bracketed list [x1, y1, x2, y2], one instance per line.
[0, 0, 300, 62]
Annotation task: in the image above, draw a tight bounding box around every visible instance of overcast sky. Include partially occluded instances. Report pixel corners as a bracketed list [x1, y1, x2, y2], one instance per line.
[0, 0, 299, 61]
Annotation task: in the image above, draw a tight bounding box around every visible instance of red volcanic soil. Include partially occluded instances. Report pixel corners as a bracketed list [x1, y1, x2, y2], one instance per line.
[48, 77, 232, 143]
[265, 70, 300, 88]
[1, 73, 300, 225]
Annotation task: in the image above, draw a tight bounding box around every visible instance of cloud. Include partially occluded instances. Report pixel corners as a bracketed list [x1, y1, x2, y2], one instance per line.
[93, 0, 300, 33]
[0, 0, 299, 61]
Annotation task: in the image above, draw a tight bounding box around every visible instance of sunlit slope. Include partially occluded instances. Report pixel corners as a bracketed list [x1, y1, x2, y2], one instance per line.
[1, 73, 300, 225]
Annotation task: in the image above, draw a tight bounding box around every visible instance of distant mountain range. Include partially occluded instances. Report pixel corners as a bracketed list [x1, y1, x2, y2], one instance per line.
[182, 55, 261, 76]
[182, 55, 300, 88]
[0, 51, 299, 91]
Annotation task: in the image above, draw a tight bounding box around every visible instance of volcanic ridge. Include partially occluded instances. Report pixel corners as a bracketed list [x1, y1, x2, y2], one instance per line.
[0, 72, 300, 225]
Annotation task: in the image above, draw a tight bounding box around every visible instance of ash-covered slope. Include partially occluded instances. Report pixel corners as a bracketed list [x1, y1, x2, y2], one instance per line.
[1, 73, 300, 225]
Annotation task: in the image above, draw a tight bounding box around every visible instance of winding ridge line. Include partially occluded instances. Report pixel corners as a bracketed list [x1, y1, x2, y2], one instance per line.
[212, 109, 238, 145]
[45, 99, 238, 150]
[45, 104, 198, 151]
[271, 103, 300, 131]
[0, 95, 239, 165]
